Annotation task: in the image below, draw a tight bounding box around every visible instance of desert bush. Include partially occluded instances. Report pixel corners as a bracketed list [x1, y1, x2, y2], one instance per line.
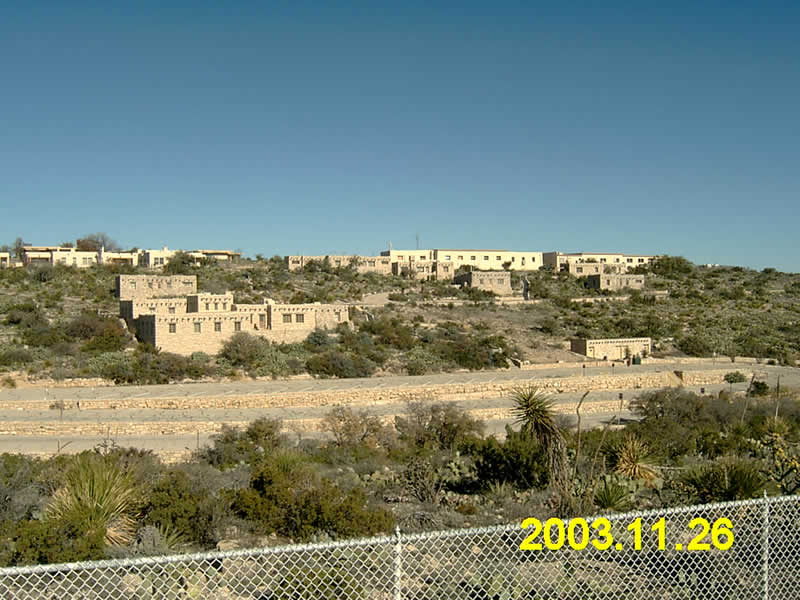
[0, 347, 34, 367]
[230, 454, 394, 541]
[196, 418, 284, 469]
[395, 402, 484, 452]
[306, 350, 376, 378]
[404, 345, 446, 375]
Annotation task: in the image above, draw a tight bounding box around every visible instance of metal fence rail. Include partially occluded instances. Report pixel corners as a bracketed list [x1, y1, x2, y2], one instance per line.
[1, 495, 798, 599]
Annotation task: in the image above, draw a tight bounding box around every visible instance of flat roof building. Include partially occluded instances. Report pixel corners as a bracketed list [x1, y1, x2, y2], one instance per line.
[571, 337, 651, 361]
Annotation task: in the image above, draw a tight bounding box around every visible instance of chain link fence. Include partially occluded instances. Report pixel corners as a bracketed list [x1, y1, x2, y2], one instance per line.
[0, 494, 798, 599]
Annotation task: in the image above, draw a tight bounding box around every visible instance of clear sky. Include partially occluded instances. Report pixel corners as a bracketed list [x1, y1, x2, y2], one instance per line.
[1, 1, 798, 270]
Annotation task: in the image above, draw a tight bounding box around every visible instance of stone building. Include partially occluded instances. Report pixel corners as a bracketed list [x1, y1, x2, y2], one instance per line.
[0, 252, 10, 268]
[115, 274, 198, 301]
[286, 255, 392, 275]
[134, 299, 349, 355]
[392, 259, 454, 280]
[453, 271, 513, 295]
[544, 252, 656, 274]
[380, 248, 543, 275]
[118, 275, 349, 355]
[585, 274, 646, 291]
[570, 337, 651, 361]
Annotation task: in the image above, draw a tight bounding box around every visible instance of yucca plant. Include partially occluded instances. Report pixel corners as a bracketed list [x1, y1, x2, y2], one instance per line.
[44, 453, 139, 547]
[509, 386, 568, 499]
[612, 435, 659, 483]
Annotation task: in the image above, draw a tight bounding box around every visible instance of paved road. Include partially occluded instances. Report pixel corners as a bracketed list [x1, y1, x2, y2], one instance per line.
[1, 362, 791, 403]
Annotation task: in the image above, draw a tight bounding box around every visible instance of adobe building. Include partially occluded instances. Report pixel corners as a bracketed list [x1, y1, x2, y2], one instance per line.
[544, 252, 656, 274]
[115, 274, 198, 301]
[380, 248, 543, 274]
[21, 246, 99, 268]
[392, 259, 454, 280]
[99, 247, 139, 267]
[571, 337, 651, 361]
[453, 271, 512, 295]
[117, 275, 349, 355]
[286, 255, 392, 275]
[585, 274, 646, 291]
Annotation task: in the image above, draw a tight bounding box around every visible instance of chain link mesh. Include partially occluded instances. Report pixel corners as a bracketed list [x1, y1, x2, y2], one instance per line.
[0, 495, 798, 599]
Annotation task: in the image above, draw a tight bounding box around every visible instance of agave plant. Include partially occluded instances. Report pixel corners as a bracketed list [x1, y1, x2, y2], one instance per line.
[44, 454, 139, 547]
[593, 475, 634, 512]
[613, 435, 659, 483]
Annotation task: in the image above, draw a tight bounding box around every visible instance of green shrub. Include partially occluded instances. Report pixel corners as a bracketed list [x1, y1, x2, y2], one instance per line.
[404, 346, 445, 375]
[467, 427, 549, 490]
[142, 470, 212, 543]
[306, 350, 376, 378]
[231, 456, 394, 541]
[395, 402, 484, 452]
[219, 332, 291, 377]
[0, 347, 34, 367]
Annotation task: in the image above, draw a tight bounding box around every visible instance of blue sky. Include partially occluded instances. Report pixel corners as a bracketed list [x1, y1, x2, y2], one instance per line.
[1, 1, 798, 270]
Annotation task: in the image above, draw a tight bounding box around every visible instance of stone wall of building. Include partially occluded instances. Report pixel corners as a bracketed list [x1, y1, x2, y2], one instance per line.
[120, 298, 189, 325]
[571, 337, 652, 361]
[136, 301, 350, 355]
[585, 274, 646, 291]
[286, 255, 392, 275]
[116, 275, 198, 301]
[187, 293, 235, 313]
[454, 271, 513, 295]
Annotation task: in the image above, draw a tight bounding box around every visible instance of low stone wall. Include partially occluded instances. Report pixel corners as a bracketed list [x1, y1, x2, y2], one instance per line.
[0, 398, 628, 440]
[0, 369, 747, 413]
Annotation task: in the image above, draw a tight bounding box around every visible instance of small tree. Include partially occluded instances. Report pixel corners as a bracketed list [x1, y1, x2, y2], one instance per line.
[76, 233, 120, 252]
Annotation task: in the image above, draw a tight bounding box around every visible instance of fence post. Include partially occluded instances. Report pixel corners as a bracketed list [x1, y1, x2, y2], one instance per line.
[762, 491, 769, 600]
[394, 526, 403, 600]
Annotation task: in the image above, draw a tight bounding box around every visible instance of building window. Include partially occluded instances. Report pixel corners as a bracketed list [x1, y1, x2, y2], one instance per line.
[222, 303, 227, 310]
[483, 256, 489, 260]
[259, 314, 266, 328]
[398, 255, 404, 260]
[442, 266, 449, 272]
[470, 255, 476, 260]
[214, 322, 221, 332]
[167, 281, 172, 287]
[615, 258, 620, 262]
[130, 281, 136, 288]
[168, 306, 175, 314]
[214, 303, 219, 310]
[296, 314, 305, 323]
[368, 260, 376, 267]
[638, 258, 645, 263]
[148, 282, 153, 289]
[169, 323, 176, 333]
[283, 314, 292, 323]
[194, 322, 201, 333]
[496, 255, 501, 260]
[419, 255, 425, 260]
[511, 257, 515, 262]
[600, 258, 606, 263]
[576, 267, 583, 273]
[234, 321, 241, 331]
[205, 303, 210, 311]
[457, 255, 463, 260]
[627, 258, 633, 263]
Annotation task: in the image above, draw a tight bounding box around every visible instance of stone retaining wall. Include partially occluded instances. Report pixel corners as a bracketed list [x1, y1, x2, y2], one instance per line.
[0, 369, 743, 413]
[0, 398, 626, 439]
